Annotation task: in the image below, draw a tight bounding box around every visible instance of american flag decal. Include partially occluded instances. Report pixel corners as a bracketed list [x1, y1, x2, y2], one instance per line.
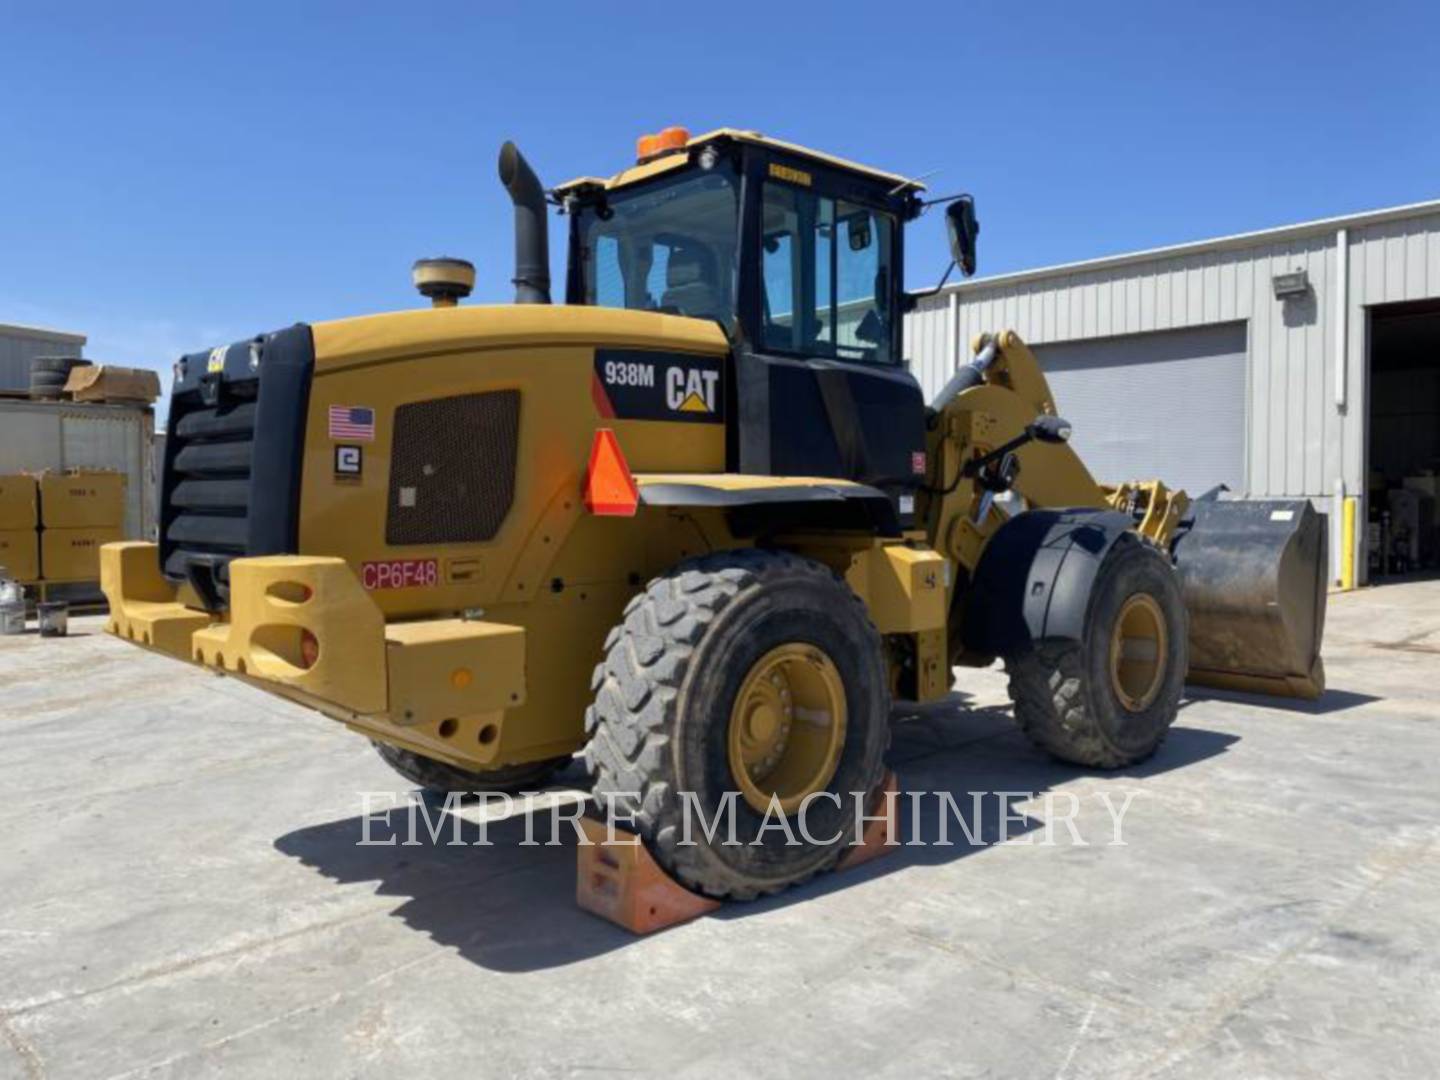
[328, 405, 376, 441]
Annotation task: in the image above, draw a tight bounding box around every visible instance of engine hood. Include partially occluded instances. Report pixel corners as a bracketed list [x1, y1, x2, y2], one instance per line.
[311, 304, 730, 373]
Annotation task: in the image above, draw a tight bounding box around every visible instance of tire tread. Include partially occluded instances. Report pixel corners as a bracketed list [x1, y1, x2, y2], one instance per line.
[584, 549, 888, 901]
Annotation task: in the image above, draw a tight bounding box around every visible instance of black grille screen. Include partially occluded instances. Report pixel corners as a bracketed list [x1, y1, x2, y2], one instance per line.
[386, 390, 520, 545]
[159, 325, 314, 610]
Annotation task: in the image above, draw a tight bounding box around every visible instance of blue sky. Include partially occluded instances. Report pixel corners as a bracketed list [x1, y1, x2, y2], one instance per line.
[2, 1, 1437, 395]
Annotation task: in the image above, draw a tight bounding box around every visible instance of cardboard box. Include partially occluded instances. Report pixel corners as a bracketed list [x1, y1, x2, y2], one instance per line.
[41, 526, 120, 582]
[0, 529, 39, 582]
[0, 475, 38, 530]
[63, 364, 161, 404]
[39, 470, 126, 528]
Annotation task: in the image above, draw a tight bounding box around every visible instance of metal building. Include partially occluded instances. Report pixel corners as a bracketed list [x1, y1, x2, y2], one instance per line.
[0, 400, 156, 539]
[0, 322, 86, 392]
[905, 198, 1440, 585]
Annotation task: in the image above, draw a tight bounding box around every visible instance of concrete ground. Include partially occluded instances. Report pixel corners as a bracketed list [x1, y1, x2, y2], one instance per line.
[1, 582, 1438, 1079]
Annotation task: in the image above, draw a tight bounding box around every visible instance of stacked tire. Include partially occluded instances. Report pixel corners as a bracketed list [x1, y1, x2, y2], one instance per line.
[29, 356, 90, 400]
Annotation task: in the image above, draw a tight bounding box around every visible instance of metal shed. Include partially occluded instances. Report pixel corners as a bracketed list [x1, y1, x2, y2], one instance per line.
[904, 198, 1440, 585]
[0, 399, 156, 540]
[0, 322, 86, 392]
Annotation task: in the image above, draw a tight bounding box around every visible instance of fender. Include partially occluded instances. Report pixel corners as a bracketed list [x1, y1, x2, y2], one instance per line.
[634, 473, 900, 537]
[961, 508, 1137, 656]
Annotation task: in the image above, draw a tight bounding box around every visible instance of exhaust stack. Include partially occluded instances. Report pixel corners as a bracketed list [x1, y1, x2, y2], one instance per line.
[497, 141, 551, 304]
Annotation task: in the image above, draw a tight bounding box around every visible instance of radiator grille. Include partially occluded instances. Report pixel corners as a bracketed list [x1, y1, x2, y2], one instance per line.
[162, 390, 258, 582]
[386, 390, 520, 545]
[158, 326, 313, 610]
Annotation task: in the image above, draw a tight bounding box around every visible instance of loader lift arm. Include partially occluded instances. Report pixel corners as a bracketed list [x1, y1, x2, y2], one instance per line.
[919, 330, 1327, 699]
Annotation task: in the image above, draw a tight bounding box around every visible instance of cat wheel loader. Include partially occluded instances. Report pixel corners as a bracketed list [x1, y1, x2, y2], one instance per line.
[101, 127, 1328, 900]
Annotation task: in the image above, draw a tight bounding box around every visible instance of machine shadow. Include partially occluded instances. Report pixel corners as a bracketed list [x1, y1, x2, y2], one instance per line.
[272, 689, 1237, 973]
[1184, 686, 1381, 715]
[715, 697, 1238, 920]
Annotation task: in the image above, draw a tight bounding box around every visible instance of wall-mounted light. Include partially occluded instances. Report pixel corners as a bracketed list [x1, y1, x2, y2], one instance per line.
[1273, 269, 1310, 299]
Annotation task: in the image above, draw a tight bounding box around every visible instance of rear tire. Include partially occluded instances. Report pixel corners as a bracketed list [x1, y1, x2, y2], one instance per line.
[371, 740, 569, 794]
[584, 550, 890, 901]
[1006, 535, 1186, 768]
[29, 357, 87, 399]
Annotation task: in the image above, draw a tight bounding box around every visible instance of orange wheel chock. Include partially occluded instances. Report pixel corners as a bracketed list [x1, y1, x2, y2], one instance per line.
[575, 818, 721, 934]
[836, 768, 901, 872]
[576, 769, 900, 935]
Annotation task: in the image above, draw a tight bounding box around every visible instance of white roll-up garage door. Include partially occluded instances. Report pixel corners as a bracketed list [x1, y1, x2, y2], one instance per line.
[1033, 322, 1247, 496]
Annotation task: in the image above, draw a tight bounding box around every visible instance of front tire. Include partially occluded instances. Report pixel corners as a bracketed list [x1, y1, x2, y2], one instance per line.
[1006, 535, 1187, 768]
[584, 550, 890, 901]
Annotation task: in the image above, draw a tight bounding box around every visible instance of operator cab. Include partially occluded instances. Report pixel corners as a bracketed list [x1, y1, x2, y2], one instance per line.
[557, 129, 944, 518]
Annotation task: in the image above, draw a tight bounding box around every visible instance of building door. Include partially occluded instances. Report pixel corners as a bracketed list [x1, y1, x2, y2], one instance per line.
[1031, 322, 1248, 496]
[1367, 299, 1440, 579]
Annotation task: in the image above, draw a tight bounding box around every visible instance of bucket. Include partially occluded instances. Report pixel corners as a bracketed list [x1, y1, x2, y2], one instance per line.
[0, 600, 25, 636]
[1172, 498, 1328, 699]
[37, 601, 69, 638]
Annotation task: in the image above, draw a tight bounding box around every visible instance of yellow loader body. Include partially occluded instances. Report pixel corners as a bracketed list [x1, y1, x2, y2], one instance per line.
[101, 127, 1325, 817]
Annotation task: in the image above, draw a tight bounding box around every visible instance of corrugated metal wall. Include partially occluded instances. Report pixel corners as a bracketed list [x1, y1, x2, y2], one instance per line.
[904, 208, 1440, 514]
[0, 325, 86, 392]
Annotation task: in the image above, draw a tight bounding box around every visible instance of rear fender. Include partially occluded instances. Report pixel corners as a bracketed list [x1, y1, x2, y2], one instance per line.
[634, 474, 900, 537]
[961, 508, 1136, 656]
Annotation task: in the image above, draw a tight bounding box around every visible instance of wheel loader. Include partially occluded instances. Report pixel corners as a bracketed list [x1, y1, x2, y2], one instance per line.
[101, 126, 1328, 900]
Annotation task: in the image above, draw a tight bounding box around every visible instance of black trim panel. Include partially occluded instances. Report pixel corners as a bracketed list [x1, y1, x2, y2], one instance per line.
[594, 348, 724, 424]
[160, 324, 314, 610]
[247, 325, 314, 556]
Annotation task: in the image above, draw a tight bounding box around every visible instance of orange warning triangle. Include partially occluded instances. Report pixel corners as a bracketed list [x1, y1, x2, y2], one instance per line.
[584, 428, 639, 516]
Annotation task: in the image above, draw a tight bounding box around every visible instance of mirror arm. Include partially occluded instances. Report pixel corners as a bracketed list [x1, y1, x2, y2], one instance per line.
[919, 191, 973, 209]
[910, 259, 957, 302]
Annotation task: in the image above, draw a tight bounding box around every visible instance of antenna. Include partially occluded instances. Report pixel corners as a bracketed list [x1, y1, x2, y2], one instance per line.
[886, 168, 942, 197]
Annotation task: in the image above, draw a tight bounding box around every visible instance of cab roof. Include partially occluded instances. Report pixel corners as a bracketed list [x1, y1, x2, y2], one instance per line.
[553, 128, 923, 196]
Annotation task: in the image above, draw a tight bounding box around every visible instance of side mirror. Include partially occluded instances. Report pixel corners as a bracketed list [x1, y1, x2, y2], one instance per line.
[846, 215, 872, 251]
[1027, 415, 1072, 444]
[945, 196, 980, 277]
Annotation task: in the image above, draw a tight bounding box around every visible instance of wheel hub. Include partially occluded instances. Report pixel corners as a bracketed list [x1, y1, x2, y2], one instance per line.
[1109, 593, 1168, 712]
[728, 643, 846, 814]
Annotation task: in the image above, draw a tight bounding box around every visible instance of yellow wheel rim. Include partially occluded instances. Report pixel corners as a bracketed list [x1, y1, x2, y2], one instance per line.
[1109, 593, 1168, 712]
[727, 643, 847, 815]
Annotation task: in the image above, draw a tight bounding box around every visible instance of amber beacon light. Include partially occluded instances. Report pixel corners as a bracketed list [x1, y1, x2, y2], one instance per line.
[635, 126, 690, 163]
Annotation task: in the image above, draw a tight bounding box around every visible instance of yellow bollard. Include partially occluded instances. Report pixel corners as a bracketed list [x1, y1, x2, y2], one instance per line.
[1341, 496, 1357, 591]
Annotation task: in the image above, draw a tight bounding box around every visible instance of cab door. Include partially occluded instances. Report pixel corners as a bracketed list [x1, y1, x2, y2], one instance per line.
[732, 158, 926, 514]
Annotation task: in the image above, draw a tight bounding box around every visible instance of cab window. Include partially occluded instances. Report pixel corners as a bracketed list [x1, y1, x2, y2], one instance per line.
[761, 181, 896, 364]
[579, 165, 739, 324]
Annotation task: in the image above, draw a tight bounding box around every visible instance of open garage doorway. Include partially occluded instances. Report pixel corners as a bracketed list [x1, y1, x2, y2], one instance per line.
[1368, 299, 1440, 580]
